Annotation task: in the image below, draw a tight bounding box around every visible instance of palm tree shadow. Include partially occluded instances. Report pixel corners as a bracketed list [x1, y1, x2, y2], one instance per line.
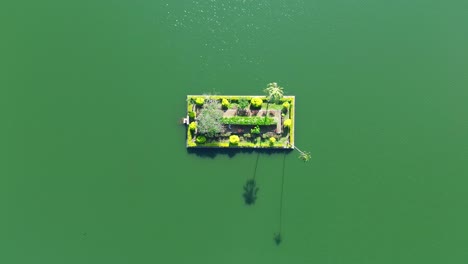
[273, 232, 282, 245]
[242, 179, 259, 205]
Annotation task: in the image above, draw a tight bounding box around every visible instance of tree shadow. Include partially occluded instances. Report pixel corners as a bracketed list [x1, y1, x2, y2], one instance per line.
[273, 232, 282, 245]
[242, 179, 259, 205]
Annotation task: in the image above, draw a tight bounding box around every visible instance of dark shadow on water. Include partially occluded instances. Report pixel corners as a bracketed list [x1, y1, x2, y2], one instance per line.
[187, 147, 293, 159]
[242, 179, 259, 205]
[273, 232, 282, 245]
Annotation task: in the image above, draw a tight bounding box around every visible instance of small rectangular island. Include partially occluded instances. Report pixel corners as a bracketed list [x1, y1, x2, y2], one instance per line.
[183, 95, 295, 149]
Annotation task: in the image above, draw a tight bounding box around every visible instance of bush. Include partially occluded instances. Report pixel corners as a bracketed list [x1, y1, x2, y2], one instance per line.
[188, 111, 196, 120]
[282, 101, 290, 112]
[250, 98, 263, 108]
[269, 137, 276, 145]
[238, 98, 249, 110]
[229, 135, 240, 145]
[195, 97, 205, 106]
[236, 100, 249, 115]
[189, 121, 197, 131]
[195, 135, 206, 144]
[251, 125, 260, 134]
[284, 119, 292, 128]
[221, 98, 230, 109]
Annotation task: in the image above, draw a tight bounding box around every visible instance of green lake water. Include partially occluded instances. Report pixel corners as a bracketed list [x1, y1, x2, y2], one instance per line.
[2, 0, 468, 263]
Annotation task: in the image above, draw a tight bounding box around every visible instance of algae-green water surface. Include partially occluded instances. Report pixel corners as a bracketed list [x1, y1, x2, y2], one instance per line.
[2, 0, 468, 263]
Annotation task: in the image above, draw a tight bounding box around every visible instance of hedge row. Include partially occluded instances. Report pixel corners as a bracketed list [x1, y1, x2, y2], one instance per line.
[220, 116, 276, 125]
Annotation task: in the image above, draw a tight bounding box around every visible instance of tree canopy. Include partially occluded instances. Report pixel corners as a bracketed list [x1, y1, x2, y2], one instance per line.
[196, 99, 224, 137]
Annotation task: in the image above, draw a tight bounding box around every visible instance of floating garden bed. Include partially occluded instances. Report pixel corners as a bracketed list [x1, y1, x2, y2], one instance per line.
[184, 94, 295, 149]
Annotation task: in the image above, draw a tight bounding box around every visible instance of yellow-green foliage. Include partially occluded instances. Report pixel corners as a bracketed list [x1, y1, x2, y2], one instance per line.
[282, 101, 290, 111]
[195, 97, 205, 106]
[227, 96, 240, 102]
[269, 137, 276, 145]
[250, 98, 263, 108]
[187, 129, 192, 141]
[189, 122, 197, 131]
[284, 119, 292, 128]
[229, 135, 240, 145]
[222, 98, 230, 108]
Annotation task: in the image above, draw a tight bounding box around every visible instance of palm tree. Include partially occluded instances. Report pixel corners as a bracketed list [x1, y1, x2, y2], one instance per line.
[295, 146, 311, 162]
[263, 82, 284, 123]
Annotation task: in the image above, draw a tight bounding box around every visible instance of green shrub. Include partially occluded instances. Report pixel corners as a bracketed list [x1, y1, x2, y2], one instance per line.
[284, 119, 292, 128]
[195, 135, 206, 144]
[188, 111, 196, 120]
[189, 121, 197, 131]
[251, 125, 260, 134]
[229, 135, 240, 145]
[238, 98, 249, 109]
[250, 98, 263, 108]
[221, 98, 230, 109]
[195, 97, 205, 106]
